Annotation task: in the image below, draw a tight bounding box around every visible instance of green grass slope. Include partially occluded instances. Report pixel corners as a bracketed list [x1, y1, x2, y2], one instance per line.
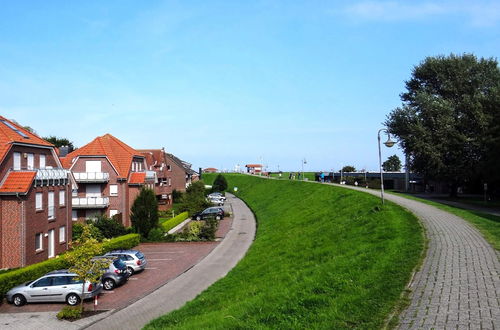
[145, 174, 423, 329]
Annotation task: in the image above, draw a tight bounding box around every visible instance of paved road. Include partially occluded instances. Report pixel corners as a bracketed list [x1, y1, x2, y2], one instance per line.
[85, 193, 255, 329]
[333, 184, 500, 329]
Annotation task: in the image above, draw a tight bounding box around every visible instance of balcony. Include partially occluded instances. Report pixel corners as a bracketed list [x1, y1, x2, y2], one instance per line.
[73, 172, 109, 183]
[72, 197, 109, 209]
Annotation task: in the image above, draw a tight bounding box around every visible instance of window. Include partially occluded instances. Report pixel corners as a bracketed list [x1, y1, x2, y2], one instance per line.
[110, 184, 118, 196]
[39, 154, 46, 169]
[59, 226, 66, 243]
[1, 120, 29, 138]
[72, 189, 78, 197]
[168, 178, 171, 186]
[35, 233, 43, 251]
[27, 153, 34, 170]
[110, 209, 118, 218]
[48, 192, 54, 220]
[167, 165, 171, 171]
[13, 152, 21, 170]
[72, 210, 78, 221]
[53, 276, 69, 286]
[33, 277, 52, 287]
[36, 192, 43, 210]
[59, 190, 65, 206]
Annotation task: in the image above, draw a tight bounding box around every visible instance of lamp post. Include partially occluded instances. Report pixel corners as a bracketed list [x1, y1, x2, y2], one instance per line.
[301, 158, 307, 180]
[378, 128, 396, 204]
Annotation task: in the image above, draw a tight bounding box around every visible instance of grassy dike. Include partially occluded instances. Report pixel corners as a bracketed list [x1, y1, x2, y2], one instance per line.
[145, 174, 424, 329]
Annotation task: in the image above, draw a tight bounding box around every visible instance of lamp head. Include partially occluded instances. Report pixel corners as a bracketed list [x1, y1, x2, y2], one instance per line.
[384, 134, 396, 148]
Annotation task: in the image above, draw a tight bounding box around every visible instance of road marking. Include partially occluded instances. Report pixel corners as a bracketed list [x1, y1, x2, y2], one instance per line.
[102, 291, 115, 294]
[145, 267, 158, 270]
[128, 277, 138, 280]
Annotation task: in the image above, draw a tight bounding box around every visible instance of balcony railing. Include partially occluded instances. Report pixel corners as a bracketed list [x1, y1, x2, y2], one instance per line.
[72, 197, 109, 209]
[73, 172, 110, 183]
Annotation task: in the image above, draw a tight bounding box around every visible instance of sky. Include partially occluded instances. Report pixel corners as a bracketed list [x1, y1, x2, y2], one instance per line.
[0, 1, 499, 172]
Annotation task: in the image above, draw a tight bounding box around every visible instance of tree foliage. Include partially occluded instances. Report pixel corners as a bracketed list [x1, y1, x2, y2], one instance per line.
[43, 135, 75, 151]
[65, 224, 109, 310]
[130, 188, 159, 237]
[212, 174, 228, 192]
[341, 165, 356, 173]
[92, 215, 127, 238]
[382, 155, 402, 172]
[385, 54, 500, 195]
[180, 181, 210, 216]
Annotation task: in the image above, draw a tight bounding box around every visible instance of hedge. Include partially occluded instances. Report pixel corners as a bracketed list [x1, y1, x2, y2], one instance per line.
[0, 233, 140, 299]
[161, 212, 189, 232]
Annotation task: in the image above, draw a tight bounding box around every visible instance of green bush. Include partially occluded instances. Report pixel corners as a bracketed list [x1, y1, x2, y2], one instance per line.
[72, 222, 103, 241]
[147, 228, 164, 241]
[160, 212, 189, 232]
[212, 174, 228, 192]
[0, 233, 140, 298]
[199, 217, 218, 240]
[180, 181, 210, 216]
[131, 188, 159, 238]
[92, 215, 127, 238]
[57, 306, 83, 320]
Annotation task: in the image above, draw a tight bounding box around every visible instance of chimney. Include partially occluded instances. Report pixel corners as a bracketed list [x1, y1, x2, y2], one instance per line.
[59, 145, 70, 157]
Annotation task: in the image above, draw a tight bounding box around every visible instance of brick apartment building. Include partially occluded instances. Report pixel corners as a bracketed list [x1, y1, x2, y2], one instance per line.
[139, 149, 199, 210]
[61, 134, 154, 227]
[0, 116, 74, 269]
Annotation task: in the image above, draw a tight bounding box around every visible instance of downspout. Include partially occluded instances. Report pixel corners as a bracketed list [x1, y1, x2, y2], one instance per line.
[15, 193, 26, 267]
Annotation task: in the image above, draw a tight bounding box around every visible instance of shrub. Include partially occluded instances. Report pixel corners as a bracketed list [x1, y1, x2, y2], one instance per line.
[212, 174, 228, 192]
[147, 228, 164, 241]
[102, 234, 141, 252]
[131, 188, 159, 238]
[180, 181, 210, 216]
[160, 212, 189, 232]
[199, 217, 218, 240]
[92, 215, 127, 238]
[73, 222, 103, 241]
[57, 306, 83, 320]
[172, 189, 183, 201]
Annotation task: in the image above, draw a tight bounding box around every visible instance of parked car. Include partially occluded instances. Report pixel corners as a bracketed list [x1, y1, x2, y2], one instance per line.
[92, 256, 129, 290]
[104, 250, 148, 276]
[208, 196, 225, 206]
[208, 192, 226, 200]
[5, 269, 102, 307]
[193, 207, 225, 220]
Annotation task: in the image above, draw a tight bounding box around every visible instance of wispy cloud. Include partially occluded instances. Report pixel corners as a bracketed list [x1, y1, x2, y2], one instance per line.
[342, 1, 500, 26]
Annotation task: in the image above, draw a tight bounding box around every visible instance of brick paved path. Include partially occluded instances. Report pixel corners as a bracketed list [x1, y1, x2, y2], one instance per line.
[338, 185, 500, 329]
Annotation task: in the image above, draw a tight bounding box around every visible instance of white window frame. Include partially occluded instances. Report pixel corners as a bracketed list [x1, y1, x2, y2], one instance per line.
[35, 233, 43, 251]
[72, 210, 78, 221]
[27, 153, 34, 170]
[59, 190, 65, 206]
[48, 191, 55, 220]
[109, 209, 118, 218]
[39, 154, 46, 169]
[36, 192, 43, 210]
[13, 152, 21, 170]
[109, 184, 118, 196]
[72, 189, 78, 197]
[59, 226, 66, 243]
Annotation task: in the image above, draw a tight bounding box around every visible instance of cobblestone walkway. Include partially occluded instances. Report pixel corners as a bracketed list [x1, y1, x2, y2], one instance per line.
[338, 185, 500, 329]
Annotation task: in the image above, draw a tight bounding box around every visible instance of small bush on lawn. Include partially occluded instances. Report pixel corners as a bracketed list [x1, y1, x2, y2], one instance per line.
[57, 306, 83, 320]
[147, 228, 164, 241]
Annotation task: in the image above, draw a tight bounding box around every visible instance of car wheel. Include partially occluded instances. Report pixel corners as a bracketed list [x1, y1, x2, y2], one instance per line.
[196, 216, 201, 220]
[126, 266, 134, 276]
[13, 294, 26, 307]
[216, 215, 221, 220]
[66, 293, 81, 306]
[103, 278, 116, 290]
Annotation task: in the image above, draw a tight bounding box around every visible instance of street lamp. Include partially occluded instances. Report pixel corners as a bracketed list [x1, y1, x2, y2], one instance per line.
[378, 128, 396, 204]
[301, 158, 307, 180]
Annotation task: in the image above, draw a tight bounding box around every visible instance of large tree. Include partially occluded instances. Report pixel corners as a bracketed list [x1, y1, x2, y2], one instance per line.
[43, 135, 76, 151]
[212, 174, 228, 192]
[385, 54, 500, 196]
[382, 155, 402, 172]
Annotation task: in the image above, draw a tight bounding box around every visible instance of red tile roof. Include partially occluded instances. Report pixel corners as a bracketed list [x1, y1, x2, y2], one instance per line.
[62, 134, 143, 179]
[245, 164, 262, 168]
[0, 116, 53, 164]
[137, 149, 165, 169]
[128, 172, 146, 185]
[0, 171, 36, 194]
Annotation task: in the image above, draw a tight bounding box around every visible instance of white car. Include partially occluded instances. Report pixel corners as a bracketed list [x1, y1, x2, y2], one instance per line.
[208, 196, 225, 206]
[208, 192, 226, 201]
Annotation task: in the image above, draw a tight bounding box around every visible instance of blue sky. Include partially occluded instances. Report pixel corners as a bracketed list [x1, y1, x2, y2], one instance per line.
[1, 1, 499, 172]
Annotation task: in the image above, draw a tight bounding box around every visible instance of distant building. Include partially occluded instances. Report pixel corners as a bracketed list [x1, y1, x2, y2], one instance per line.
[0, 116, 74, 268]
[203, 168, 218, 173]
[61, 134, 154, 227]
[245, 164, 263, 174]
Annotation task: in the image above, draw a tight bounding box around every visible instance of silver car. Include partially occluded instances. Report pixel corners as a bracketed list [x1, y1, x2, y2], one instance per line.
[104, 250, 148, 276]
[5, 269, 102, 307]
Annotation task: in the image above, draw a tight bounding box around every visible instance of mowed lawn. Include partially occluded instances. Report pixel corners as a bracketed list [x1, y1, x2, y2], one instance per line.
[145, 174, 424, 329]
